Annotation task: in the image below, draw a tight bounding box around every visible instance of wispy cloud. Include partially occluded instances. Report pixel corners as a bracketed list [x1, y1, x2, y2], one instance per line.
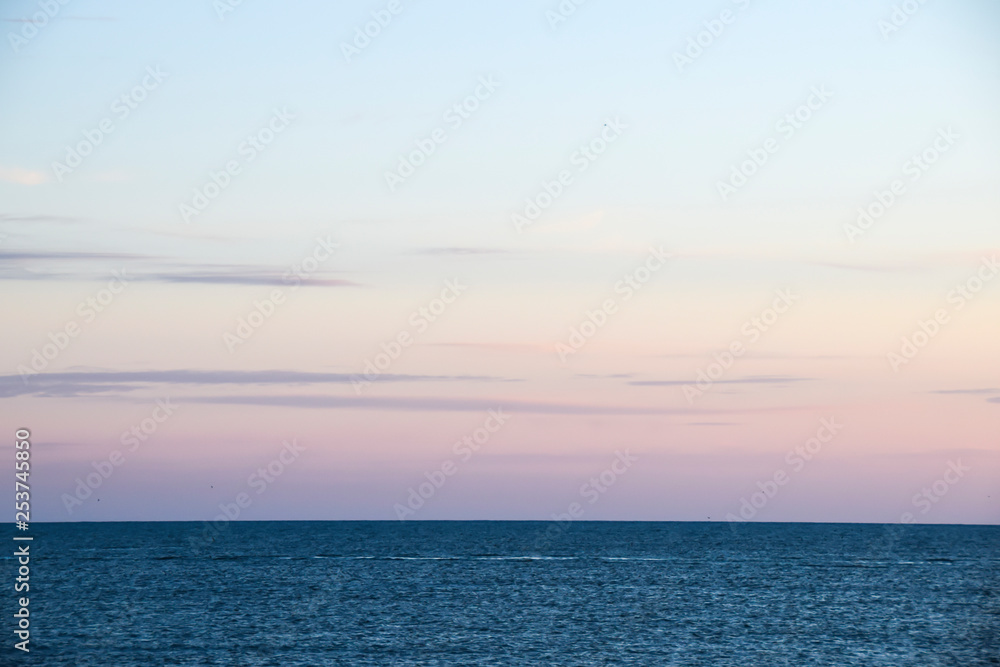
[686, 421, 739, 426]
[0, 369, 518, 398]
[672, 249, 1000, 274]
[184, 393, 733, 415]
[931, 388, 1000, 395]
[2, 269, 359, 287]
[649, 352, 863, 361]
[139, 272, 358, 287]
[0, 214, 81, 224]
[628, 375, 813, 387]
[427, 342, 552, 353]
[0, 250, 360, 287]
[932, 388, 1000, 405]
[0, 250, 144, 261]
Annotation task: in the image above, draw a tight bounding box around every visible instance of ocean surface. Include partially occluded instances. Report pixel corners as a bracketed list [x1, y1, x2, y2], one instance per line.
[8, 521, 998, 666]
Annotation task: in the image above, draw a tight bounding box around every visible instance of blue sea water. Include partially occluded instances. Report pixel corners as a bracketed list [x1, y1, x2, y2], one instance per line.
[7, 521, 998, 666]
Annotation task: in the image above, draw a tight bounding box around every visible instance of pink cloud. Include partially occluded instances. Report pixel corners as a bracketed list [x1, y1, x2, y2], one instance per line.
[0, 166, 48, 186]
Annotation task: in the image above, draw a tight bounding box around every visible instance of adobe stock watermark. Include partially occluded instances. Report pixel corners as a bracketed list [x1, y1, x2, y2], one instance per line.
[878, 0, 930, 40]
[189, 439, 306, 553]
[844, 127, 958, 243]
[512, 117, 627, 233]
[393, 408, 510, 519]
[7, 0, 71, 53]
[862, 459, 971, 562]
[683, 289, 798, 403]
[672, 0, 752, 73]
[887, 255, 998, 372]
[213, 0, 247, 21]
[726, 417, 842, 527]
[544, 0, 590, 29]
[532, 450, 639, 551]
[556, 246, 671, 363]
[716, 85, 833, 202]
[911, 459, 970, 515]
[179, 107, 295, 223]
[384, 75, 500, 192]
[223, 235, 339, 353]
[340, 0, 410, 63]
[51, 66, 168, 182]
[350, 279, 466, 393]
[61, 399, 179, 514]
[17, 270, 131, 382]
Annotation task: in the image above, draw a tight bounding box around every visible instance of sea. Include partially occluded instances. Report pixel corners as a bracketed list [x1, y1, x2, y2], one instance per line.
[8, 521, 998, 666]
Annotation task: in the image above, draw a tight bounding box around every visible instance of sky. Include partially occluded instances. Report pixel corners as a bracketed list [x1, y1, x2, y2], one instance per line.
[1, 0, 998, 524]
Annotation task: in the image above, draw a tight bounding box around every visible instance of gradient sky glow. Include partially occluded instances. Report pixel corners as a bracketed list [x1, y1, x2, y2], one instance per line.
[2, 0, 998, 523]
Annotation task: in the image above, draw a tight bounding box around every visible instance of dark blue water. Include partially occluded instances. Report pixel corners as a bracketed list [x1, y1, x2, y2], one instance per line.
[7, 521, 998, 665]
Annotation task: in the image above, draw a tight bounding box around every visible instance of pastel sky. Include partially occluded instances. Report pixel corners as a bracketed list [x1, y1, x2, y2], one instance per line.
[2, 0, 998, 524]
